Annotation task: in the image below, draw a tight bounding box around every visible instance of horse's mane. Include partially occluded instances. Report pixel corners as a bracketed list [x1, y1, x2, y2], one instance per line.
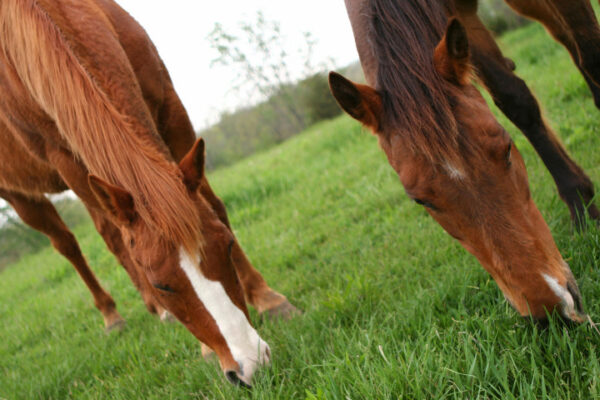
[368, 0, 471, 168]
[0, 0, 203, 253]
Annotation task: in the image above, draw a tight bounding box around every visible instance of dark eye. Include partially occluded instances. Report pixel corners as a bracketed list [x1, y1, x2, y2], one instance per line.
[152, 283, 176, 293]
[414, 198, 437, 210]
[129, 238, 135, 248]
[505, 142, 512, 167]
[227, 239, 235, 257]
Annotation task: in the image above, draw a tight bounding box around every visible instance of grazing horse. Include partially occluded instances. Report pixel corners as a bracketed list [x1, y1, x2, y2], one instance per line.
[0, 0, 294, 387]
[330, 0, 588, 323]
[92, 0, 298, 322]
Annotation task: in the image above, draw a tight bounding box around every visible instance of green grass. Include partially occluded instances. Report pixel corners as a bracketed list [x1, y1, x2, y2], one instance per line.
[2, 21, 600, 400]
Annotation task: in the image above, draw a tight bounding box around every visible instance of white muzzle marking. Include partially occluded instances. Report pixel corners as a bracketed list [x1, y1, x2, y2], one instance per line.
[178, 249, 270, 385]
[542, 273, 576, 317]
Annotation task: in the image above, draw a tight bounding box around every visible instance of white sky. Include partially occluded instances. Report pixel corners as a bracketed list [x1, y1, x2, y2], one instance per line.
[116, 1, 359, 130]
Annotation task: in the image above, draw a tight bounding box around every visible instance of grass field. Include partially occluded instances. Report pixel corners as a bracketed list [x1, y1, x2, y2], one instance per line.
[2, 20, 600, 400]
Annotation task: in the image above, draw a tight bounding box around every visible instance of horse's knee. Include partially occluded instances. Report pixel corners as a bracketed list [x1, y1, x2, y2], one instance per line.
[492, 76, 542, 131]
[504, 57, 516, 71]
[473, 52, 543, 131]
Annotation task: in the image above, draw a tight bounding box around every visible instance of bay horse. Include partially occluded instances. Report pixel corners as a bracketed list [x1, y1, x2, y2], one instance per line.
[0, 0, 296, 387]
[330, 0, 589, 323]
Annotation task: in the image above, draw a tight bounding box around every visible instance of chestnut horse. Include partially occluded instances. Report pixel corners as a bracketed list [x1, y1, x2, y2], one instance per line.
[330, 0, 588, 322]
[0, 0, 295, 387]
[91, 0, 297, 322]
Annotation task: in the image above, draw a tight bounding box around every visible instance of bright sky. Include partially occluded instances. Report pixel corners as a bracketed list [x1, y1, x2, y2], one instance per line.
[116, 1, 359, 130]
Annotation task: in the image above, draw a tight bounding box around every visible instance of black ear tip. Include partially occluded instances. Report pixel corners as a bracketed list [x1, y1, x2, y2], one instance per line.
[328, 72, 359, 102]
[447, 17, 464, 32]
[329, 70, 354, 87]
[193, 138, 206, 172]
[446, 17, 469, 59]
[328, 71, 356, 95]
[447, 17, 467, 42]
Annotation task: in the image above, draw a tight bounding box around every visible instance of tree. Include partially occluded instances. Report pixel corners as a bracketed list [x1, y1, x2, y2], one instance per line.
[208, 11, 333, 134]
[299, 72, 343, 126]
[202, 12, 343, 170]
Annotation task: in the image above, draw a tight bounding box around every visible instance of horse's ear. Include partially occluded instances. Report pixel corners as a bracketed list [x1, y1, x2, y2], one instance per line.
[179, 137, 205, 192]
[329, 71, 382, 130]
[88, 175, 137, 225]
[434, 18, 471, 85]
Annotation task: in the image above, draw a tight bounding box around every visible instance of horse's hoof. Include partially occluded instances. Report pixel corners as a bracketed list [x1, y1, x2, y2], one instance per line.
[159, 310, 177, 323]
[105, 318, 126, 334]
[262, 300, 302, 320]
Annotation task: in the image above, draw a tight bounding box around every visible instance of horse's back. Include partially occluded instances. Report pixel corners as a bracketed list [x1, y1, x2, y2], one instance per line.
[91, 0, 168, 123]
[0, 0, 130, 196]
[0, 0, 194, 199]
[0, 0, 165, 180]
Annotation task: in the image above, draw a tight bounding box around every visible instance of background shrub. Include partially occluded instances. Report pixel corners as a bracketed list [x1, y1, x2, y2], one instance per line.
[478, 0, 531, 35]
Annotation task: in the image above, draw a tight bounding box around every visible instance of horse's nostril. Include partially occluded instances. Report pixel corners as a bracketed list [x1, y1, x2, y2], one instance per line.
[225, 370, 252, 389]
[566, 280, 584, 314]
[542, 272, 587, 323]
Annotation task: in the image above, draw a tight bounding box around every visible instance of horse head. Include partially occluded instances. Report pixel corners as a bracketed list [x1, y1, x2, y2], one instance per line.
[89, 138, 269, 387]
[330, 17, 586, 323]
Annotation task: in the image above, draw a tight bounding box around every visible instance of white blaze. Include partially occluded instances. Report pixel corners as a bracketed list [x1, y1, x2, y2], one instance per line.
[178, 248, 270, 384]
[444, 162, 465, 180]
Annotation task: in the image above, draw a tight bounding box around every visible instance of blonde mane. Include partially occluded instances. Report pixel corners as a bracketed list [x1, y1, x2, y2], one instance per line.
[0, 0, 203, 253]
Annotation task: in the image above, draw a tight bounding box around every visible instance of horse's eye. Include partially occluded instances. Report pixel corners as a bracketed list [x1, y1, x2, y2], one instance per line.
[227, 239, 235, 257]
[414, 198, 437, 210]
[152, 283, 176, 293]
[129, 238, 135, 248]
[505, 142, 512, 167]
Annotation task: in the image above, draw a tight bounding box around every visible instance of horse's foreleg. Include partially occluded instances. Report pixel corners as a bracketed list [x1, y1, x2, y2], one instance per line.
[0, 189, 124, 332]
[545, 0, 600, 89]
[198, 175, 300, 319]
[506, 0, 600, 107]
[460, 13, 599, 226]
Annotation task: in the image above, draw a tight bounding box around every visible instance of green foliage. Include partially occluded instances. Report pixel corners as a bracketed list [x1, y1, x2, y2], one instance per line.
[200, 71, 343, 170]
[204, 12, 342, 170]
[300, 73, 343, 126]
[2, 20, 600, 399]
[478, 0, 531, 35]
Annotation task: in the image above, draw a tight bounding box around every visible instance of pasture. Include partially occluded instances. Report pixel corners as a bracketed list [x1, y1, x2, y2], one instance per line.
[2, 19, 600, 400]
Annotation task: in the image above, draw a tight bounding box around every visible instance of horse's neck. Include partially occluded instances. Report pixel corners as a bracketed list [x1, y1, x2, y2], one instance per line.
[345, 0, 378, 86]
